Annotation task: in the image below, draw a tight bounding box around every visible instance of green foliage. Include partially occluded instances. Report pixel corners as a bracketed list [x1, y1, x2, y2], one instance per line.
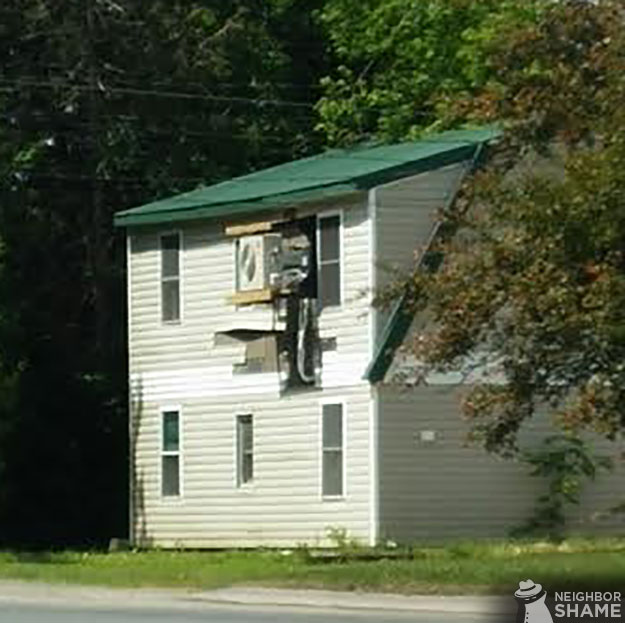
[316, 0, 545, 144]
[0, 0, 324, 547]
[393, 0, 625, 454]
[325, 526, 362, 552]
[511, 435, 612, 541]
[0, 541, 623, 593]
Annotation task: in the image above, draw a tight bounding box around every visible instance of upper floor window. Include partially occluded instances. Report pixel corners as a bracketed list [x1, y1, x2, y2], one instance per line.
[160, 233, 180, 322]
[317, 214, 342, 308]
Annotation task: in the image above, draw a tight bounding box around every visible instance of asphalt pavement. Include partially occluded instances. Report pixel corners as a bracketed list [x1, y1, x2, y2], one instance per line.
[0, 602, 503, 623]
[0, 581, 513, 623]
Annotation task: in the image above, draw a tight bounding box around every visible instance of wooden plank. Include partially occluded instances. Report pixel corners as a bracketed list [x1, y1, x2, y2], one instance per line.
[225, 221, 276, 236]
[229, 288, 275, 305]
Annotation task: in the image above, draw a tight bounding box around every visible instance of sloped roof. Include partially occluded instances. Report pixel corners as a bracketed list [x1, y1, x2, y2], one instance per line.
[114, 127, 498, 227]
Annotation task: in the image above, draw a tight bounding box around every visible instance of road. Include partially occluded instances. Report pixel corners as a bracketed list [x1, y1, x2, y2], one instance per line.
[0, 582, 510, 623]
[0, 601, 499, 623]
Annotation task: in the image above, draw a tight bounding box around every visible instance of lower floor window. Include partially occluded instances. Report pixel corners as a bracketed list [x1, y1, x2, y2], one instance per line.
[322, 403, 344, 497]
[161, 409, 181, 497]
[237, 414, 254, 486]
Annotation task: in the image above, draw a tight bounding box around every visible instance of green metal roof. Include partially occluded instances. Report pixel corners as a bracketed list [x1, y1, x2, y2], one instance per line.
[114, 127, 499, 227]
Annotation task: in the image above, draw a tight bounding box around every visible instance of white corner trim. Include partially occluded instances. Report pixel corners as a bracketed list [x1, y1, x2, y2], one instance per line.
[126, 233, 135, 545]
[367, 187, 380, 546]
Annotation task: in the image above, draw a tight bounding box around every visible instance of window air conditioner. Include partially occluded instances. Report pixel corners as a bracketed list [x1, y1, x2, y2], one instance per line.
[236, 234, 282, 292]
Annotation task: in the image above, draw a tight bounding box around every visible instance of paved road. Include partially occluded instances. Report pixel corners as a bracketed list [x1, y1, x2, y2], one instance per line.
[0, 601, 499, 623]
[0, 582, 510, 623]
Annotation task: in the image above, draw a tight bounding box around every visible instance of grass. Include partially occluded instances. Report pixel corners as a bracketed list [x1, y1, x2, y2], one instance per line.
[0, 538, 623, 595]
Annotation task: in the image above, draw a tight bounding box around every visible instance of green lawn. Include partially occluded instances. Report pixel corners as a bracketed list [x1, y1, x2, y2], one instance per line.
[0, 539, 623, 595]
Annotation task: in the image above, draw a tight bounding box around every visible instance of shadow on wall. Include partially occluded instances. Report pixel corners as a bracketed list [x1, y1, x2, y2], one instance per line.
[130, 374, 150, 547]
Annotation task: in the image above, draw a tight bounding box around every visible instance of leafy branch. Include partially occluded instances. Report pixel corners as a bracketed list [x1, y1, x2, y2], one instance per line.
[511, 434, 612, 541]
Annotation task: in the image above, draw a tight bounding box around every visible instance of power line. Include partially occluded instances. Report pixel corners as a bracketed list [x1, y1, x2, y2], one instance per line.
[0, 110, 317, 129]
[0, 126, 316, 147]
[1, 65, 325, 91]
[0, 78, 315, 108]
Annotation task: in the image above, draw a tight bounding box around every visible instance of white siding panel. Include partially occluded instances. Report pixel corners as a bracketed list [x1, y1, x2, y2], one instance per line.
[127, 195, 374, 547]
[128, 196, 372, 384]
[131, 387, 372, 547]
[315, 199, 371, 384]
[377, 385, 624, 542]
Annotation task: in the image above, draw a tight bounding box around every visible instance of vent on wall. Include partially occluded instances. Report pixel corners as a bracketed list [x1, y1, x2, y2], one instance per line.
[235, 234, 282, 292]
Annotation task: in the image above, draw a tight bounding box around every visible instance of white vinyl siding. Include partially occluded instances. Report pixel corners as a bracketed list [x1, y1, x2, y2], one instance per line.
[127, 195, 371, 389]
[130, 389, 371, 547]
[127, 194, 374, 547]
[161, 409, 181, 498]
[236, 414, 254, 486]
[321, 403, 345, 498]
[317, 214, 342, 308]
[160, 233, 181, 323]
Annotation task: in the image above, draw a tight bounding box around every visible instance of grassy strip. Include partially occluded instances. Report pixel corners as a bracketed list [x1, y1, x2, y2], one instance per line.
[0, 538, 623, 594]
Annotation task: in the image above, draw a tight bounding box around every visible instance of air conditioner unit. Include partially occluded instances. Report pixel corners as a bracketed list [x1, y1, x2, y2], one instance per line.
[236, 234, 282, 292]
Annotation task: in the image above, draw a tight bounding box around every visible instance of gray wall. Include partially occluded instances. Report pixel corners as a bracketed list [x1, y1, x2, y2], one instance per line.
[377, 385, 624, 542]
[374, 163, 468, 338]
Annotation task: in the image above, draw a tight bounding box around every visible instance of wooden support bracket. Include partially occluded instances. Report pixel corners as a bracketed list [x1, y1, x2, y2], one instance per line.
[225, 221, 276, 237]
[229, 288, 276, 305]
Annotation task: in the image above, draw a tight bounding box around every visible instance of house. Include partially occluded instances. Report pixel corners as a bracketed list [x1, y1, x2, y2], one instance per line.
[114, 128, 623, 547]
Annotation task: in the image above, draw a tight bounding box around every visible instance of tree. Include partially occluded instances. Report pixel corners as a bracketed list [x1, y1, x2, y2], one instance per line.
[395, 0, 625, 454]
[0, 0, 324, 546]
[316, 0, 545, 144]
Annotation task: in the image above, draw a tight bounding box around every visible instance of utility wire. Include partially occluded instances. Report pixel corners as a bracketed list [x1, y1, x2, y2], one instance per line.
[1, 66, 326, 91]
[0, 78, 315, 108]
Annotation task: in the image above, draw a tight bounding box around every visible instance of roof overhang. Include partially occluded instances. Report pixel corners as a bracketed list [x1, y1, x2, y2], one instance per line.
[114, 128, 500, 228]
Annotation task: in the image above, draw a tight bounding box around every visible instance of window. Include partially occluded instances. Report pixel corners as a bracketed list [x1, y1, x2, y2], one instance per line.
[161, 233, 180, 322]
[161, 410, 180, 497]
[317, 215, 341, 308]
[322, 403, 344, 497]
[236, 414, 254, 486]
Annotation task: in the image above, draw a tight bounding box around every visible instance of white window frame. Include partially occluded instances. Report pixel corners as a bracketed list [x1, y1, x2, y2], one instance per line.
[160, 405, 183, 500]
[235, 413, 254, 488]
[320, 399, 346, 500]
[316, 210, 343, 309]
[159, 230, 183, 324]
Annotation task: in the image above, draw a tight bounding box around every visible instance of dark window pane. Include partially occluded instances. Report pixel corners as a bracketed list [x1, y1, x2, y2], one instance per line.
[162, 280, 180, 322]
[241, 417, 253, 452]
[241, 453, 253, 484]
[319, 262, 341, 307]
[163, 411, 179, 451]
[161, 235, 180, 278]
[323, 405, 343, 448]
[322, 450, 343, 496]
[162, 455, 180, 497]
[238, 415, 253, 485]
[319, 216, 340, 262]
